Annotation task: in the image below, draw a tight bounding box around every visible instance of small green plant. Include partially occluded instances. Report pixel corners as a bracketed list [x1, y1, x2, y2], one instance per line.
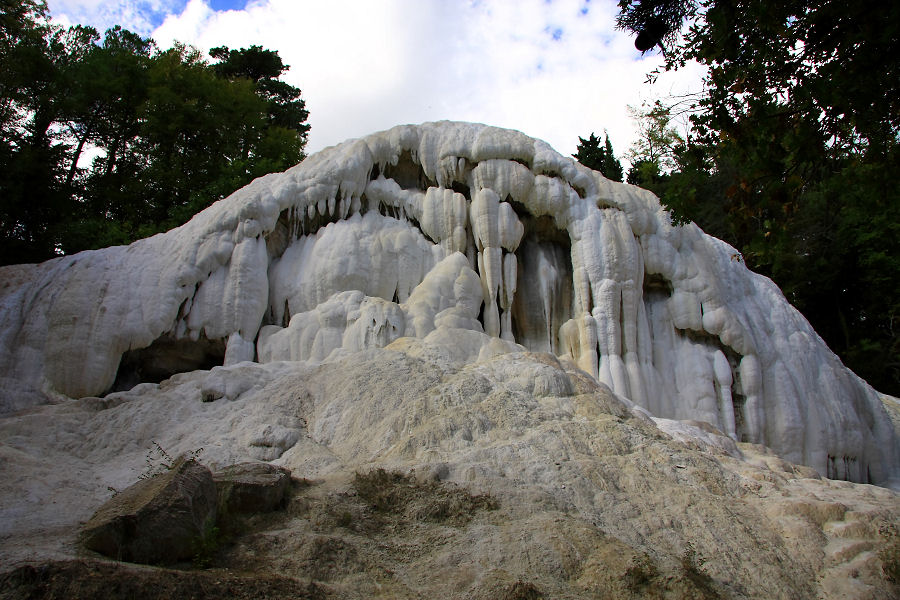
[624, 552, 658, 591]
[191, 520, 221, 569]
[681, 543, 704, 572]
[336, 510, 354, 528]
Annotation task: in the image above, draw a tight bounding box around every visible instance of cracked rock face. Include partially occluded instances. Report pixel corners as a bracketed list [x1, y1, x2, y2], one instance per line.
[0, 121, 896, 485]
[80, 458, 217, 564]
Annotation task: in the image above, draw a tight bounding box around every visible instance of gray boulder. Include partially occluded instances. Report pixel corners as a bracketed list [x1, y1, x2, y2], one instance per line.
[81, 458, 217, 564]
[213, 462, 292, 515]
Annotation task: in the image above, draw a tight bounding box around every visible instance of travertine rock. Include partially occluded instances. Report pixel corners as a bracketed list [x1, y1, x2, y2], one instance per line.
[80, 459, 216, 564]
[0, 121, 896, 485]
[213, 462, 292, 514]
[0, 350, 895, 598]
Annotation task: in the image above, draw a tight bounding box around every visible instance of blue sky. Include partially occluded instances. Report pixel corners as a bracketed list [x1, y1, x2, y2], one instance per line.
[207, 0, 245, 12]
[44, 0, 705, 160]
[47, 0, 244, 35]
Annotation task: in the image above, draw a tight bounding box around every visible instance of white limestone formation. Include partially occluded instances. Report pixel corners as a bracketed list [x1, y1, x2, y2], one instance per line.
[0, 121, 896, 485]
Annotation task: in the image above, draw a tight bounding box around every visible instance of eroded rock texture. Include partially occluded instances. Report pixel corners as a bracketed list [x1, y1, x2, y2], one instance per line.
[0, 121, 896, 484]
[80, 459, 216, 564]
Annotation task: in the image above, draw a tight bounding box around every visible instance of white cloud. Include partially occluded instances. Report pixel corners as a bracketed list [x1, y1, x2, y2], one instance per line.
[47, 0, 187, 35]
[50, 0, 707, 165]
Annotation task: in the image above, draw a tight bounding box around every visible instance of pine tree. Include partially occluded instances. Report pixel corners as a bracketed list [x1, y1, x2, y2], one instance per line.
[573, 131, 623, 182]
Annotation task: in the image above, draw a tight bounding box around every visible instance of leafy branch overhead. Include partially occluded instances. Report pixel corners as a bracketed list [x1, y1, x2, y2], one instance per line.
[624, 100, 684, 186]
[616, 0, 699, 53]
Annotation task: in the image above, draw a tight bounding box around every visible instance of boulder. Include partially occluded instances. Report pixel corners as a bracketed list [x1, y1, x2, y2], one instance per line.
[80, 459, 217, 564]
[213, 462, 292, 515]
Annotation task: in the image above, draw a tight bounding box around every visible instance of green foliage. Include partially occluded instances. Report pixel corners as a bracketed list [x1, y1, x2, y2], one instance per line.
[616, 0, 900, 394]
[573, 131, 624, 182]
[335, 510, 353, 528]
[626, 159, 662, 187]
[191, 520, 221, 569]
[625, 100, 684, 179]
[616, 0, 698, 53]
[0, 10, 309, 264]
[209, 45, 310, 142]
[210, 44, 285, 82]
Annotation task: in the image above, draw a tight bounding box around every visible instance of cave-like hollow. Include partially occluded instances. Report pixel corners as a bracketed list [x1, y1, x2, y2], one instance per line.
[108, 334, 226, 394]
[509, 203, 574, 355]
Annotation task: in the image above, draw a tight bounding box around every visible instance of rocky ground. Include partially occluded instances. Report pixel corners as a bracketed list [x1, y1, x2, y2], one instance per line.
[1, 348, 898, 599]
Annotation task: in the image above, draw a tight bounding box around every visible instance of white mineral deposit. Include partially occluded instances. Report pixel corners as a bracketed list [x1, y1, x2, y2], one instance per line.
[0, 122, 897, 598]
[1, 121, 894, 484]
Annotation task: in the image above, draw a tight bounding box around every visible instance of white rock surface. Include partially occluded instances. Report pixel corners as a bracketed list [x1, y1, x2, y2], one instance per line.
[0, 350, 897, 599]
[0, 121, 897, 486]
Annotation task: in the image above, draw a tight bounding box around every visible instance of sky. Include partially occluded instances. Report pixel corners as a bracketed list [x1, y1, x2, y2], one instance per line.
[45, 0, 706, 163]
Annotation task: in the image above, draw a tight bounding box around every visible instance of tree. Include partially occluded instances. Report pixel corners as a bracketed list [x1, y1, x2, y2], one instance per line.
[616, 0, 900, 394]
[0, 2, 94, 262]
[616, 1, 898, 154]
[572, 131, 624, 182]
[210, 45, 310, 135]
[0, 11, 311, 262]
[601, 133, 624, 182]
[75, 41, 309, 243]
[0, 0, 50, 137]
[625, 100, 683, 186]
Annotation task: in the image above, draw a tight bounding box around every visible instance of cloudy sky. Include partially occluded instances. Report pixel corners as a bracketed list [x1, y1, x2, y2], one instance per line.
[46, 0, 705, 162]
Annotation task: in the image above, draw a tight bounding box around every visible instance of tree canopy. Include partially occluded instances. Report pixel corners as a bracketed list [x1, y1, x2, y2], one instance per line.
[0, 2, 309, 264]
[624, 100, 684, 186]
[572, 131, 624, 182]
[615, 0, 900, 394]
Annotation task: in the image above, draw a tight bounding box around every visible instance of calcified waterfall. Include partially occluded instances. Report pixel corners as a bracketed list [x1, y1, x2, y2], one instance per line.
[0, 121, 896, 485]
